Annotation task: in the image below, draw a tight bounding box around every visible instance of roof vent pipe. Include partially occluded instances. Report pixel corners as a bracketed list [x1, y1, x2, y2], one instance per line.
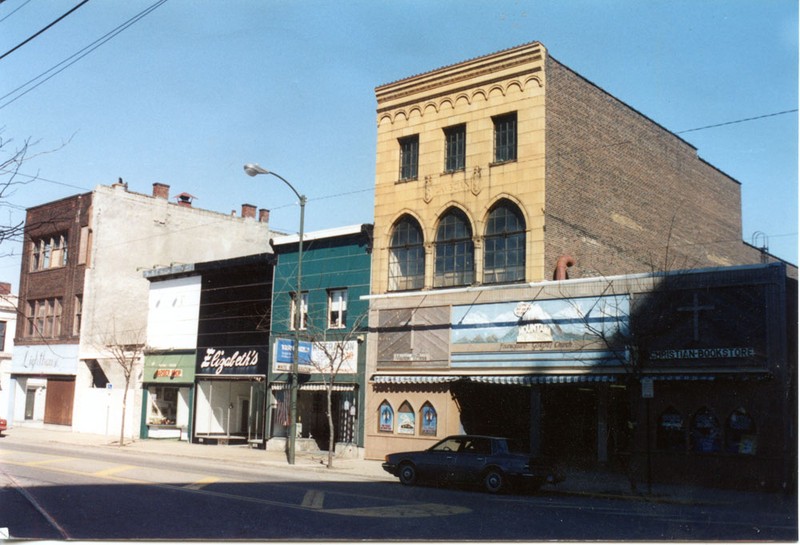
[553, 255, 575, 281]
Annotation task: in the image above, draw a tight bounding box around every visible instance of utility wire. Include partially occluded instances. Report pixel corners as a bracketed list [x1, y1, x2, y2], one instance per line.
[0, 0, 91, 61]
[0, 0, 168, 110]
[676, 109, 798, 134]
[0, 0, 33, 24]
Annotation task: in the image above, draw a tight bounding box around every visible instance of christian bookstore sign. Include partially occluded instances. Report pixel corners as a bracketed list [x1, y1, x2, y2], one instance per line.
[196, 347, 268, 376]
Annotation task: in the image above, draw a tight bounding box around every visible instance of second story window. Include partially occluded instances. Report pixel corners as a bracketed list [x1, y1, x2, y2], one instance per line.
[290, 291, 308, 330]
[26, 297, 63, 338]
[73, 295, 82, 336]
[444, 124, 466, 172]
[388, 216, 425, 291]
[493, 112, 517, 163]
[434, 208, 474, 288]
[30, 234, 68, 272]
[483, 201, 526, 284]
[328, 289, 348, 329]
[399, 135, 419, 181]
[0, 321, 6, 351]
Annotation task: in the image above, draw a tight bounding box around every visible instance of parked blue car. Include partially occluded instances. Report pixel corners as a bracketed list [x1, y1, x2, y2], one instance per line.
[382, 434, 564, 494]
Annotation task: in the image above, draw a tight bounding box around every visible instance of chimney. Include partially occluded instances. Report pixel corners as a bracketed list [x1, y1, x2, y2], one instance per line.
[153, 183, 170, 199]
[259, 208, 270, 223]
[0, 282, 10, 295]
[241, 203, 256, 219]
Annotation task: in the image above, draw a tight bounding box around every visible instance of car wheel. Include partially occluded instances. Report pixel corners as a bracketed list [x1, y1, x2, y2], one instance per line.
[483, 468, 505, 494]
[398, 463, 417, 486]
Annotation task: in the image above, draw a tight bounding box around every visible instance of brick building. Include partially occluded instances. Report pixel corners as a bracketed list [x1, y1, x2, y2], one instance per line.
[9, 180, 273, 437]
[364, 42, 796, 490]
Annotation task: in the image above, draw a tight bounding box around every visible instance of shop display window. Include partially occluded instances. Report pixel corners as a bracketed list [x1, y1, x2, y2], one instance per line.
[397, 401, 415, 435]
[148, 386, 178, 426]
[690, 406, 721, 453]
[378, 400, 394, 433]
[656, 406, 685, 451]
[725, 408, 757, 455]
[420, 402, 437, 436]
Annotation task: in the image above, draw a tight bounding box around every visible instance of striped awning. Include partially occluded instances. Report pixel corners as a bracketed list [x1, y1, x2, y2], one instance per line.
[645, 375, 715, 382]
[371, 374, 617, 385]
[270, 383, 356, 391]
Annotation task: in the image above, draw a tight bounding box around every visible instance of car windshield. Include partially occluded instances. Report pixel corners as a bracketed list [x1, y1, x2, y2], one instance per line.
[430, 438, 462, 452]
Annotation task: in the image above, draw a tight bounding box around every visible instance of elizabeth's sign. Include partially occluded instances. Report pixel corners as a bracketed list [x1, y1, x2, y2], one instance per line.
[196, 347, 267, 376]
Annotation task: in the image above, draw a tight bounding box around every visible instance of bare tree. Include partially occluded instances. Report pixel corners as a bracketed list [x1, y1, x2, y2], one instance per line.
[100, 322, 146, 447]
[306, 313, 366, 468]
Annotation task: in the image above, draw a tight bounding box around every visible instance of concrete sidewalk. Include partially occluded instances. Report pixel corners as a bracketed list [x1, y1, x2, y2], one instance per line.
[0, 425, 792, 509]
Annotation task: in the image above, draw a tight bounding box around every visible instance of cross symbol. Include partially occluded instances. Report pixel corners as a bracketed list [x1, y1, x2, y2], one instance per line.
[677, 293, 715, 341]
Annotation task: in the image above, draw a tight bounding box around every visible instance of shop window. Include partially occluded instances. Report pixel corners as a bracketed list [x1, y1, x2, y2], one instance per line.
[690, 407, 721, 453]
[397, 401, 416, 435]
[420, 402, 438, 436]
[378, 400, 394, 433]
[725, 408, 757, 455]
[656, 406, 685, 451]
[148, 386, 178, 425]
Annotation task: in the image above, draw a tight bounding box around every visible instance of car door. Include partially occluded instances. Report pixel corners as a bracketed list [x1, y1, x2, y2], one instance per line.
[417, 437, 462, 482]
[450, 437, 492, 483]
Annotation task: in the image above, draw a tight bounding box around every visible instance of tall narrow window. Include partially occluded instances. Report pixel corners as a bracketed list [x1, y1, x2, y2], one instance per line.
[493, 112, 517, 163]
[0, 321, 6, 352]
[73, 295, 83, 336]
[378, 400, 394, 433]
[328, 288, 347, 329]
[399, 135, 419, 181]
[483, 201, 526, 284]
[420, 402, 438, 436]
[434, 208, 474, 287]
[444, 124, 466, 172]
[290, 291, 308, 330]
[388, 216, 425, 291]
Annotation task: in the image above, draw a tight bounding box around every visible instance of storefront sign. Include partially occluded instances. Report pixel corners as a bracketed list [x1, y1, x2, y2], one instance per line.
[145, 353, 196, 383]
[649, 347, 757, 361]
[273, 339, 358, 375]
[196, 347, 267, 376]
[11, 344, 79, 375]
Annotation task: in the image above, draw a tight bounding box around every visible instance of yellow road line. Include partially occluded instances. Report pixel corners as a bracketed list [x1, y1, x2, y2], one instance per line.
[22, 457, 74, 466]
[301, 489, 325, 509]
[93, 465, 136, 477]
[184, 476, 220, 490]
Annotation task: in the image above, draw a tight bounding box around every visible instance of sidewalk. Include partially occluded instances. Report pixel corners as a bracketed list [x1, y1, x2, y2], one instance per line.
[1, 425, 792, 508]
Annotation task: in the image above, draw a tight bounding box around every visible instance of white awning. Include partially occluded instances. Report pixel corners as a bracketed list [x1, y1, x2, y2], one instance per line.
[270, 383, 356, 391]
[370, 374, 617, 385]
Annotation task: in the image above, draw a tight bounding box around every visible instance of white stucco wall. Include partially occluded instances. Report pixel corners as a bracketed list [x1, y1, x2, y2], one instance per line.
[0, 293, 17, 424]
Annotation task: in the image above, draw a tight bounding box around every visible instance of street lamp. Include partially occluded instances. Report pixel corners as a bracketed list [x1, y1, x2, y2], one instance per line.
[244, 163, 306, 465]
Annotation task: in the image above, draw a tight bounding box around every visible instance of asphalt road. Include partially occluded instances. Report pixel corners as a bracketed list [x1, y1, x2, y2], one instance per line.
[0, 441, 795, 541]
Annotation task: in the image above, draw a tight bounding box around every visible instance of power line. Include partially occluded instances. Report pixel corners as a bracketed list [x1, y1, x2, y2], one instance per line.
[0, 0, 90, 61]
[676, 109, 798, 134]
[0, 0, 168, 110]
[0, 0, 33, 24]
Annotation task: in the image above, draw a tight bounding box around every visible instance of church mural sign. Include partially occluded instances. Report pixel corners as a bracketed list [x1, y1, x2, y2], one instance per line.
[450, 295, 630, 370]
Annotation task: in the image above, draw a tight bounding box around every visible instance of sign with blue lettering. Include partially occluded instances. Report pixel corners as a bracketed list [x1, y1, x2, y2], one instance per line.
[274, 338, 313, 374]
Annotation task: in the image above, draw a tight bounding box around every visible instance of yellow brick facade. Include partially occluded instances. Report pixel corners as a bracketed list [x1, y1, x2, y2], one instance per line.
[371, 43, 549, 294]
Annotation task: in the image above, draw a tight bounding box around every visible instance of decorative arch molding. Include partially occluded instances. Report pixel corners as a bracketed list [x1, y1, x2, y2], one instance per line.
[386, 210, 427, 241]
[480, 194, 530, 228]
[379, 78, 541, 124]
[433, 202, 477, 236]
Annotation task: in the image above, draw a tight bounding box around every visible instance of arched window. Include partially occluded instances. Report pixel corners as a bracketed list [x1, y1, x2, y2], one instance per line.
[388, 216, 425, 291]
[420, 402, 438, 436]
[690, 407, 721, 453]
[397, 401, 416, 435]
[725, 408, 757, 455]
[434, 209, 474, 287]
[378, 401, 394, 433]
[656, 406, 685, 451]
[483, 201, 525, 284]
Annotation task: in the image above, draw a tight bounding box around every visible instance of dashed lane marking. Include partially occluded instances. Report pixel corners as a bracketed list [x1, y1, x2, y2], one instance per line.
[324, 503, 472, 518]
[301, 489, 325, 509]
[184, 476, 220, 490]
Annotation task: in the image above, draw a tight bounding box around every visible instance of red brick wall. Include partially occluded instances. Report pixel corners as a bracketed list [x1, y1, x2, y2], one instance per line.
[544, 56, 765, 279]
[16, 193, 92, 344]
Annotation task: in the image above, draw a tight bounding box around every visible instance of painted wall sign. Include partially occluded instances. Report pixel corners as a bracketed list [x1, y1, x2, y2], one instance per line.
[196, 347, 267, 376]
[11, 344, 79, 375]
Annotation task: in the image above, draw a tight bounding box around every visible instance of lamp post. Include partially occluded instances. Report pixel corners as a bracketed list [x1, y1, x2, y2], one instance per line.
[244, 163, 306, 465]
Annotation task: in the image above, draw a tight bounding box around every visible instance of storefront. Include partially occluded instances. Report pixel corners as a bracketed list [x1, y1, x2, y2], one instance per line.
[269, 337, 361, 452]
[9, 344, 79, 426]
[193, 346, 268, 446]
[140, 352, 196, 440]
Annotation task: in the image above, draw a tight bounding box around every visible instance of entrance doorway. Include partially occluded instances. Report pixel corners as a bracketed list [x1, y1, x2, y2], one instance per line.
[24, 389, 35, 420]
[541, 386, 598, 465]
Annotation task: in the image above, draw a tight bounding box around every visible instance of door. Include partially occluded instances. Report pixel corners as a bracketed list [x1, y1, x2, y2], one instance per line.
[239, 399, 249, 435]
[24, 389, 35, 420]
[44, 377, 75, 426]
[450, 437, 492, 483]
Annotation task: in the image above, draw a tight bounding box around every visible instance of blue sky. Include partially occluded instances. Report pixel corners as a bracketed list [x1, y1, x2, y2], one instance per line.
[1, 0, 796, 290]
